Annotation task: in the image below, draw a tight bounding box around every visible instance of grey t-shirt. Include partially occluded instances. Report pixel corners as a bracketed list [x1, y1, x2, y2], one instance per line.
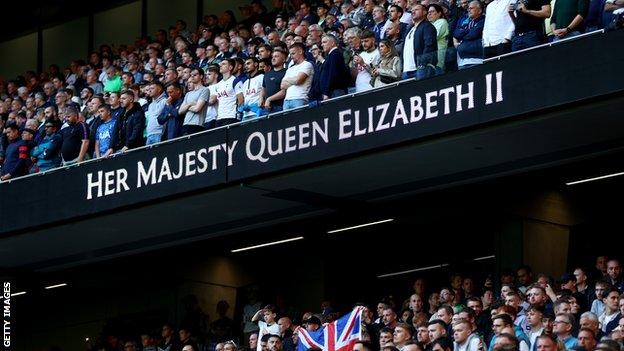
[182, 86, 210, 126]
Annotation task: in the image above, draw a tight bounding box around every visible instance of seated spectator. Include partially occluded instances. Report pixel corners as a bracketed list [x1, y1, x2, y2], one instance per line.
[371, 39, 402, 87]
[453, 0, 485, 69]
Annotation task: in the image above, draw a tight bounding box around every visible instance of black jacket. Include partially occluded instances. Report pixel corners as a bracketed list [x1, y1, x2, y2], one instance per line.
[111, 102, 145, 151]
[319, 48, 351, 97]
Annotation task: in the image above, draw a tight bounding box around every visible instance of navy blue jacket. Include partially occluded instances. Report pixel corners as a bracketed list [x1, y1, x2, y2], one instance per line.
[319, 48, 351, 97]
[454, 15, 485, 59]
[1, 139, 30, 177]
[157, 98, 184, 141]
[407, 20, 438, 67]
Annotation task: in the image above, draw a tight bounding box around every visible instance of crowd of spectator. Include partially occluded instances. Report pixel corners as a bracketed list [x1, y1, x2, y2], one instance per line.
[1, 0, 623, 180]
[80, 256, 624, 351]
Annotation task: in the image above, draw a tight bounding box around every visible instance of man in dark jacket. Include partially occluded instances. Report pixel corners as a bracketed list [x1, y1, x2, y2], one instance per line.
[1, 124, 30, 180]
[402, 4, 438, 80]
[157, 83, 184, 141]
[110, 91, 145, 153]
[319, 34, 351, 100]
[453, 0, 485, 69]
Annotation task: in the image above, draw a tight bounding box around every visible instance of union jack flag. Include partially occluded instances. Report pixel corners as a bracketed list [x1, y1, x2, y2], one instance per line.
[296, 307, 364, 351]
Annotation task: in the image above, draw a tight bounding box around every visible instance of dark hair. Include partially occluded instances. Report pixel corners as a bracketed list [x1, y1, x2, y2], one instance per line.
[379, 327, 394, 335]
[427, 319, 447, 329]
[97, 104, 111, 113]
[458, 307, 476, 320]
[430, 337, 453, 351]
[492, 314, 513, 326]
[389, 4, 404, 15]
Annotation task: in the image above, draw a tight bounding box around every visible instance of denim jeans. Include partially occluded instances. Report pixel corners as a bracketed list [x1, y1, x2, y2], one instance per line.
[511, 31, 543, 51]
[146, 134, 162, 145]
[552, 30, 582, 42]
[402, 65, 436, 81]
[283, 99, 308, 111]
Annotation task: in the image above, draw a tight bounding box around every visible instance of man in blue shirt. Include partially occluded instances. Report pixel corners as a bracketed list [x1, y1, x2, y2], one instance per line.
[94, 105, 116, 159]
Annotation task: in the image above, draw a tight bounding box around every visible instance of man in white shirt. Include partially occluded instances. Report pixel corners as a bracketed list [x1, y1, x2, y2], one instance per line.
[209, 59, 239, 127]
[281, 43, 314, 110]
[526, 306, 545, 349]
[204, 65, 220, 129]
[353, 30, 380, 92]
[482, 0, 515, 58]
[237, 57, 265, 120]
[599, 288, 620, 333]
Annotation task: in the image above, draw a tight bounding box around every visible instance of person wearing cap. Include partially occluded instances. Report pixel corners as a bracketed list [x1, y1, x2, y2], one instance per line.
[30, 119, 62, 173]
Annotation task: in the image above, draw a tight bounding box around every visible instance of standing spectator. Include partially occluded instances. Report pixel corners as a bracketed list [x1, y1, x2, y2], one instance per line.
[59, 106, 89, 165]
[94, 105, 116, 158]
[179, 68, 209, 135]
[237, 57, 265, 120]
[508, 0, 551, 51]
[158, 83, 184, 140]
[30, 119, 62, 173]
[453, 1, 485, 69]
[550, 0, 588, 40]
[386, 21, 406, 59]
[86, 70, 104, 94]
[352, 30, 380, 92]
[211, 59, 239, 127]
[104, 66, 123, 93]
[0, 124, 30, 180]
[319, 34, 351, 99]
[281, 43, 314, 110]
[252, 305, 280, 351]
[482, 0, 515, 58]
[204, 66, 219, 129]
[384, 5, 411, 40]
[402, 4, 438, 79]
[427, 4, 449, 73]
[261, 48, 288, 113]
[108, 92, 124, 121]
[371, 39, 402, 87]
[145, 81, 167, 145]
[372, 6, 389, 42]
[110, 90, 145, 153]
